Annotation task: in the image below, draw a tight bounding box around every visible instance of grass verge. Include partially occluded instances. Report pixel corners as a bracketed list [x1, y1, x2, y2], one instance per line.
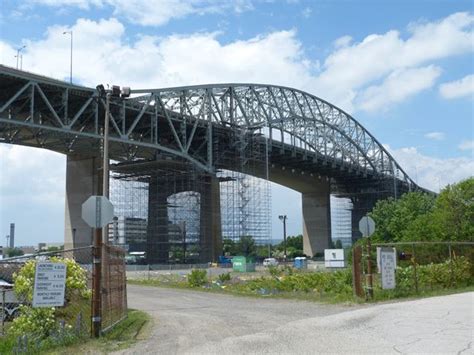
[45, 309, 151, 354]
[0, 309, 151, 355]
[128, 275, 474, 306]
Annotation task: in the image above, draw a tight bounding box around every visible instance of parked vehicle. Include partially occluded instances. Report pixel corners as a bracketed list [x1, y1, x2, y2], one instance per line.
[263, 258, 279, 267]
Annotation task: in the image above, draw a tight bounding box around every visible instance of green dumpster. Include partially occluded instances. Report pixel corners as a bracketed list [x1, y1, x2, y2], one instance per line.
[232, 256, 256, 272]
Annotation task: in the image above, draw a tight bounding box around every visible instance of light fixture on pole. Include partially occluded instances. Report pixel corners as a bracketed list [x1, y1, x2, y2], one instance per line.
[63, 31, 73, 83]
[278, 215, 287, 261]
[15, 45, 26, 70]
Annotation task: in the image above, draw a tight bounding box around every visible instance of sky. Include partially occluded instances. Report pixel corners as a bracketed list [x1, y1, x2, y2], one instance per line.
[0, 0, 473, 247]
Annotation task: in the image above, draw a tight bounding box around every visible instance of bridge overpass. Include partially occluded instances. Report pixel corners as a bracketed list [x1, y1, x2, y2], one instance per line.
[0, 65, 424, 262]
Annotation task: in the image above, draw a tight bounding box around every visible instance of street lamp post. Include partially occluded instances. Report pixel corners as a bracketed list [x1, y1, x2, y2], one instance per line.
[15, 45, 26, 70]
[63, 31, 73, 84]
[278, 215, 287, 261]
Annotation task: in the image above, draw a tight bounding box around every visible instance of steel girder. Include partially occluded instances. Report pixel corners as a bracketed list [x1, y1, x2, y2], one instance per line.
[0, 65, 418, 191]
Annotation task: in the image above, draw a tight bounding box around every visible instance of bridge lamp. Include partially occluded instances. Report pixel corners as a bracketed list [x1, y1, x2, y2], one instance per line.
[278, 215, 287, 261]
[15, 45, 26, 70]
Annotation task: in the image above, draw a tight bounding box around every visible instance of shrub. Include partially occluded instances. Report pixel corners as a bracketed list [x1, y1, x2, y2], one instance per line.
[217, 272, 231, 283]
[9, 257, 91, 339]
[188, 269, 207, 287]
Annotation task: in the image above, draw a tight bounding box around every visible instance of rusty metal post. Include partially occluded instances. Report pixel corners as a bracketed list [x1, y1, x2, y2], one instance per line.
[92, 228, 102, 337]
[412, 243, 419, 294]
[352, 245, 364, 298]
[366, 237, 374, 299]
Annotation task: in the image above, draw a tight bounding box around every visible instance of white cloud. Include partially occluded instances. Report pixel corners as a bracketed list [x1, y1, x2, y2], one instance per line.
[301, 7, 312, 19]
[356, 66, 441, 112]
[385, 145, 474, 192]
[424, 132, 445, 141]
[2, 12, 472, 114]
[458, 140, 474, 152]
[439, 74, 474, 99]
[30, 0, 254, 26]
[333, 35, 352, 48]
[314, 12, 473, 111]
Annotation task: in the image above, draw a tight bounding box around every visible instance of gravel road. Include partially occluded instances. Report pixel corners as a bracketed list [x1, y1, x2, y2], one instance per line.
[116, 286, 473, 355]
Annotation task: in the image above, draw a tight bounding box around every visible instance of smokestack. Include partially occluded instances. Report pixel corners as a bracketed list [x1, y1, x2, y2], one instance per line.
[9, 223, 15, 249]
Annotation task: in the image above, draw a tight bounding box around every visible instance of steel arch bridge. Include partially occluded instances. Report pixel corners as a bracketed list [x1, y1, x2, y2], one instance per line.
[0, 65, 425, 259]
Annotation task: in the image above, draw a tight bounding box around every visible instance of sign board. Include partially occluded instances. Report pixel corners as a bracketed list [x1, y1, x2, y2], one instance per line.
[324, 249, 345, 268]
[380, 247, 396, 289]
[377, 247, 397, 273]
[359, 216, 375, 237]
[33, 262, 66, 307]
[81, 195, 114, 228]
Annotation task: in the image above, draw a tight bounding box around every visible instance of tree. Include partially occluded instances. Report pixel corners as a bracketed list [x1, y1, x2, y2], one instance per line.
[236, 235, 257, 257]
[369, 192, 436, 243]
[430, 178, 474, 241]
[335, 239, 343, 249]
[7, 248, 24, 258]
[222, 238, 237, 255]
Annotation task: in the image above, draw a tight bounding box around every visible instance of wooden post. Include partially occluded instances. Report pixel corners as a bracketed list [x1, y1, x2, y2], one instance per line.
[366, 238, 374, 299]
[352, 245, 364, 298]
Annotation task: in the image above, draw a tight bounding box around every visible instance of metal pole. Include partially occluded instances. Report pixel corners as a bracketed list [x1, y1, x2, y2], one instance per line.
[283, 216, 287, 261]
[103, 93, 111, 198]
[69, 31, 73, 84]
[63, 31, 73, 84]
[366, 237, 373, 299]
[1, 289, 5, 336]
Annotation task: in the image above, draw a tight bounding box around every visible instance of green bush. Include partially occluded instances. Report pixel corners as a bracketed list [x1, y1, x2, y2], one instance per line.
[393, 256, 472, 295]
[188, 269, 207, 287]
[217, 272, 231, 283]
[9, 257, 91, 339]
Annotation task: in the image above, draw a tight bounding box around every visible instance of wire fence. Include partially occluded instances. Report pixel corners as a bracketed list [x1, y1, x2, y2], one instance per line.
[0, 245, 127, 352]
[355, 241, 474, 299]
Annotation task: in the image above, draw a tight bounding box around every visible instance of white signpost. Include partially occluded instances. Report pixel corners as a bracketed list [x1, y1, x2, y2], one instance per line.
[380, 247, 396, 289]
[81, 195, 114, 228]
[32, 262, 67, 307]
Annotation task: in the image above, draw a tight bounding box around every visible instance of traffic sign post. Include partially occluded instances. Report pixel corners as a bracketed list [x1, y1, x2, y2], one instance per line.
[359, 216, 376, 299]
[82, 195, 114, 338]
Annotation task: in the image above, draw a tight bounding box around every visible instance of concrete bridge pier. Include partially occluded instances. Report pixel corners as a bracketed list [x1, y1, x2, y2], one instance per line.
[199, 176, 222, 263]
[146, 176, 170, 264]
[64, 155, 100, 250]
[302, 180, 331, 257]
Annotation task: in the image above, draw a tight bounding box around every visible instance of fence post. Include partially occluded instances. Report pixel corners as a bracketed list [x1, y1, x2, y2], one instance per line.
[1, 289, 5, 336]
[352, 246, 364, 298]
[448, 242, 453, 287]
[366, 238, 374, 300]
[411, 243, 419, 294]
[92, 229, 102, 337]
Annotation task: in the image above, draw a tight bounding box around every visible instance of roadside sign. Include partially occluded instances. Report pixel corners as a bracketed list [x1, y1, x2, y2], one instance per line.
[32, 262, 66, 307]
[380, 248, 396, 289]
[324, 249, 345, 268]
[81, 195, 114, 228]
[359, 216, 375, 237]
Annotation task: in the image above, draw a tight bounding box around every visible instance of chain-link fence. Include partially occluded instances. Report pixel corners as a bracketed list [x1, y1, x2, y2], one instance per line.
[354, 241, 474, 299]
[0, 245, 127, 352]
[102, 244, 127, 332]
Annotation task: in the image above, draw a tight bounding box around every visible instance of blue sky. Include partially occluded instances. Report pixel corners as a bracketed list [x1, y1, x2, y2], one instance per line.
[0, 0, 473, 247]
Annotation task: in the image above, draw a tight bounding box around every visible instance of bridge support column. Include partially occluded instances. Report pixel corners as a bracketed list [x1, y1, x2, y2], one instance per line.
[302, 180, 331, 257]
[64, 155, 100, 249]
[146, 176, 170, 264]
[199, 176, 222, 263]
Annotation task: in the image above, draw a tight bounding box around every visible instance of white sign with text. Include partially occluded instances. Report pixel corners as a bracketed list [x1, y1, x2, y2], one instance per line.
[380, 248, 396, 290]
[33, 262, 66, 307]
